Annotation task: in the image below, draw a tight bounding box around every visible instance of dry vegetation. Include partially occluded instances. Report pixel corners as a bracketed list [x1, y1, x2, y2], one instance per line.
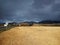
[0, 26, 60, 45]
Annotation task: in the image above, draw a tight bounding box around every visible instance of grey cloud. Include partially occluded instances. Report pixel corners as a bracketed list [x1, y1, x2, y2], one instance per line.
[0, 0, 60, 23]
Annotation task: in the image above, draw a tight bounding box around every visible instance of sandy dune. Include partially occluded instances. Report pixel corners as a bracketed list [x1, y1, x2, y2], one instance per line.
[0, 26, 60, 45]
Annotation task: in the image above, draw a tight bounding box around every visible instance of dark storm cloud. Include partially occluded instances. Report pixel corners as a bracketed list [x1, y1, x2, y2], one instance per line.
[0, 0, 60, 22]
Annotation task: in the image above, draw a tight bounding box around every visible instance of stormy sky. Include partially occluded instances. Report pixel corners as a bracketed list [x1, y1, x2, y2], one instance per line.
[0, 0, 60, 23]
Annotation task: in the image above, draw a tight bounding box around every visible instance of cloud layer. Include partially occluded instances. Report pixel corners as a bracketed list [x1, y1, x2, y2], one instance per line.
[0, 0, 60, 22]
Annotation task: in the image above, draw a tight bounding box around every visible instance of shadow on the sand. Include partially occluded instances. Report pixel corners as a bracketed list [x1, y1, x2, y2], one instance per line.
[0, 26, 16, 33]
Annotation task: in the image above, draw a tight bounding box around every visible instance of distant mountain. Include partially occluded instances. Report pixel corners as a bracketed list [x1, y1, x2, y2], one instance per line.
[21, 21, 39, 24]
[39, 20, 60, 24]
[1, 20, 60, 24]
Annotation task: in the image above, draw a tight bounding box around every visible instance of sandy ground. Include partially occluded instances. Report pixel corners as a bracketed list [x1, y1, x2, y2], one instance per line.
[0, 26, 60, 45]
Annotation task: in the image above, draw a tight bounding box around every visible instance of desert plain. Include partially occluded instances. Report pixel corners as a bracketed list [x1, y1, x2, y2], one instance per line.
[0, 26, 60, 45]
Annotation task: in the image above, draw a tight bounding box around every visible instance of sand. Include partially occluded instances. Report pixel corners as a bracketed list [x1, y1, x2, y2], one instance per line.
[0, 26, 60, 45]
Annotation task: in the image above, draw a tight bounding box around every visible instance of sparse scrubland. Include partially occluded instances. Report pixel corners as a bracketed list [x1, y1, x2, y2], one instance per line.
[0, 26, 60, 45]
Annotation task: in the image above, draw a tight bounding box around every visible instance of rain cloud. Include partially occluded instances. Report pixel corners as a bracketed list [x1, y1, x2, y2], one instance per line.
[0, 0, 60, 22]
